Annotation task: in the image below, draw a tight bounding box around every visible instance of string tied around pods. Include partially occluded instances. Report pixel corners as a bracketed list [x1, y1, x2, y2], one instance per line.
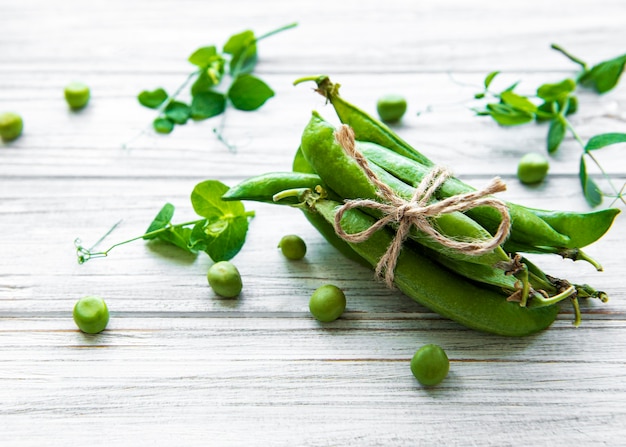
[332, 125, 512, 288]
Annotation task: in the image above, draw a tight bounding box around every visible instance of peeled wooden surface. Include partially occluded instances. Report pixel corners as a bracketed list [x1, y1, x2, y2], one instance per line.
[1, 0, 625, 445]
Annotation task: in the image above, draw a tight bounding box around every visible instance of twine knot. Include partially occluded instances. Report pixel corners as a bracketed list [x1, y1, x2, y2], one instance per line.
[332, 125, 511, 288]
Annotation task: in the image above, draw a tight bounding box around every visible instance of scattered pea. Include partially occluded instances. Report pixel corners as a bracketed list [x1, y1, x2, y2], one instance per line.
[410, 344, 449, 386]
[0, 112, 24, 142]
[278, 234, 307, 260]
[73, 296, 110, 334]
[309, 284, 346, 322]
[517, 152, 549, 184]
[376, 94, 407, 123]
[64, 81, 91, 110]
[207, 261, 242, 298]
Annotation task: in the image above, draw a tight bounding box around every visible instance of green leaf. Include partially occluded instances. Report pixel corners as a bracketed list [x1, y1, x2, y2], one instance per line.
[485, 103, 534, 126]
[138, 88, 168, 109]
[188, 180, 253, 261]
[157, 226, 196, 253]
[578, 54, 626, 94]
[164, 101, 191, 124]
[191, 180, 245, 220]
[547, 115, 567, 154]
[584, 132, 626, 152]
[144, 203, 175, 239]
[579, 156, 603, 207]
[191, 70, 216, 96]
[500, 91, 538, 114]
[190, 215, 250, 261]
[484, 71, 500, 89]
[191, 91, 226, 120]
[537, 78, 576, 102]
[153, 117, 174, 134]
[188, 46, 218, 67]
[227, 74, 274, 111]
[223, 30, 258, 75]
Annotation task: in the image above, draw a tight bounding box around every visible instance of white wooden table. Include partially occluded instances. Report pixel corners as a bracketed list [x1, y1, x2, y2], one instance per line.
[1, 1, 625, 445]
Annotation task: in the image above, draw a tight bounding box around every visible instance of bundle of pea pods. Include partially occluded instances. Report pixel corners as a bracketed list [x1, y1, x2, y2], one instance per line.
[223, 75, 620, 336]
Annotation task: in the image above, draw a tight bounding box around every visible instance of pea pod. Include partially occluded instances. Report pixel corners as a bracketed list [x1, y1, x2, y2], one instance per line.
[311, 198, 559, 336]
[357, 140, 583, 249]
[223, 170, 370, 267]
[222, 171, 327, 205]
[294, 75, 434, 167]
[300, 111, 511, 267]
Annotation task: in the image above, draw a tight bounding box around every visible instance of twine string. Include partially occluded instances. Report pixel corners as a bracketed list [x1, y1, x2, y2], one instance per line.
[332, 125, 511, 287]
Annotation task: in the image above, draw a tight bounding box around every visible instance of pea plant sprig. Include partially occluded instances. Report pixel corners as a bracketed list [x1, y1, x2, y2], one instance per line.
[75, 180, 255, 264]
[128, 22, 297, 150]
[473, 44, 626, 207]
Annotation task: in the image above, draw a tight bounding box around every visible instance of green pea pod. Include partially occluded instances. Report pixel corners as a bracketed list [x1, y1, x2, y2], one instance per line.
[357, 140, 579, 249]
[312, 199, 559, 336]
[294, 75, 434, 168]
[222, 171, 326, 205]
[222, 170, 370, 267]
[524, 207, 620, 250]
[300, 111, 510, 267]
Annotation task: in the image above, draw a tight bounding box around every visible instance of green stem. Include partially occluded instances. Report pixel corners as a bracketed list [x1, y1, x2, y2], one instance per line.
[123, 70, 200, 150]
[531, 285, 577, 307]
[514, 264, 531, 307]
[551, 44, 588, 70]
[565, 118, 625, 204]
[559, 248, 603, 271]
[255, 22, 298, 42]
[75, 219, 205, 264]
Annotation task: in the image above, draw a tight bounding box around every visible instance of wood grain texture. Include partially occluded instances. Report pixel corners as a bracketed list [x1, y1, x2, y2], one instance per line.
[1, 0, 625, 446]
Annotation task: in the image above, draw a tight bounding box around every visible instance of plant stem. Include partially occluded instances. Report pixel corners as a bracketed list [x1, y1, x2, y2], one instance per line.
[76, 219, 205, 263]
[551, 44, 588, 70]
[255, 22, 298, 43]
[565, 118, 626, 205]
[122, 70, 201, 150]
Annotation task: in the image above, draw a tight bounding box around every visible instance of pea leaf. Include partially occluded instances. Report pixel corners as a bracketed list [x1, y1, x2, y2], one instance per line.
[191, 71, 212, 95]
[579, 156, 603, 207]
[191, 180, 246, 219]
[584, 132, 626, 152]
[191, 91, 226, 120]
[153, 117, 174, 134]
[144, 203, 175, 239]
[188, 46, 218, 67]
[578, 54, 626, 94]
[157, 226, 196, 253]
[547, 115, 567, 153]
[227, 74, 275, 111]
[138, 88, 168, 109]
[484, 71, 500, 89]
[189, 180, 253, 261]
[485, 103, 534, 126]
[223, 30, 257, 75]
[537, 78, 576, 102]
[500, 91, 538, 114]
[164, 101, 191, 124]
[142, 203, 197, 254]
[189, 215, 250, 261]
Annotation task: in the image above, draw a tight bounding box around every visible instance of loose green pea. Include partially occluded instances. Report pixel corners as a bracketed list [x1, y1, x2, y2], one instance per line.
[517, 153, 549, 184]
[207, 261, 242, 298]
[309, 284, 346, 322]
[278, 234, 307, 260]
[410, 344, 449, 386]
[73, 296, 110, 334]
[0, 112, 23, 142]
[64, 81, 91, 110]
[376, 94, 407, 123]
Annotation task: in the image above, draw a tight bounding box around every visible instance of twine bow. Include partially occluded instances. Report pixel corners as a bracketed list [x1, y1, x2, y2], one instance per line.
[333, 125, 511, 288]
